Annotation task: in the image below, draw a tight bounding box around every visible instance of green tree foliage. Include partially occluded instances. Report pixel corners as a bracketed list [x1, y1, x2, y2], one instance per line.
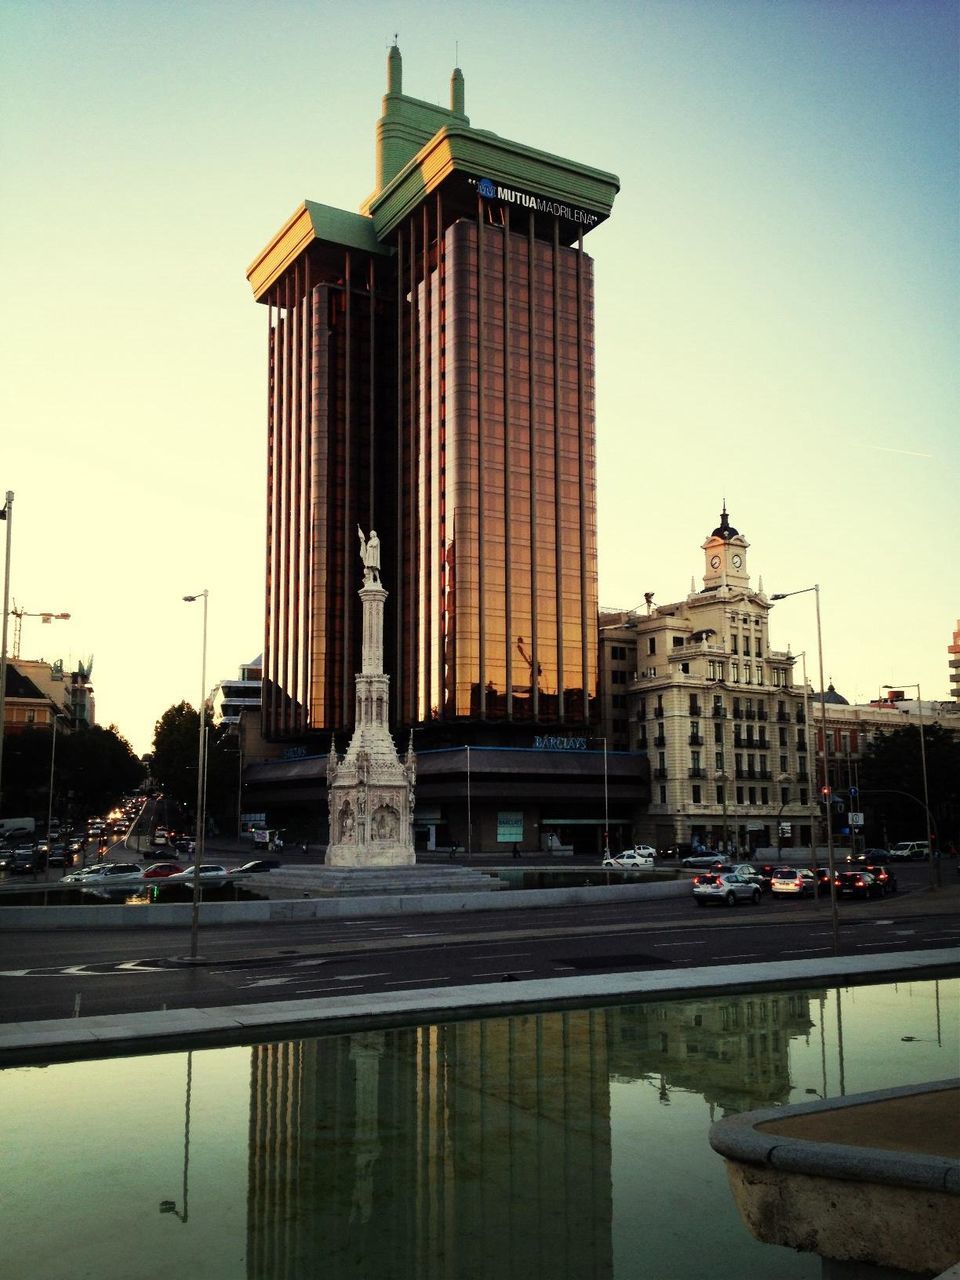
[150, 703, 240, 835]
[1, 723, 144, 823]
[859, 723, 960, 849]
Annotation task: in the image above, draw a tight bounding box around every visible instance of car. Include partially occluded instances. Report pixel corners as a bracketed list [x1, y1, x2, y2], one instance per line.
[233, 859, 281, 874]
[80, 862, 144, 885]
[888, 841, 929, 861]
[833, 870, 883, 899]
[682, 853, 730, 869]
[61, 865, 110, 884]
[47, 843, 68, 867]
[163, 864, 230, 882]
[809, 867, 833, 895]
[141, 861, 186, 879]
[174, 837, 196, 856]
[862, 864, 898, 894]
[846, 847, 890, 864]
[11, 849, 46, 875]
[602, 849, 655, 869]
[727, 864, 765, 888]
[152, 827, 168, 847]
[692, 872, 762, 907]
[770, 867, 817, 897]
[0, 846, 18, 870]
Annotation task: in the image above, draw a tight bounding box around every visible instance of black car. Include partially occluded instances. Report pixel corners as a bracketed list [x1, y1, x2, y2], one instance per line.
[833, 871, 883, 900]
[863, 863, 897, 894]
[11, 849, 46, 875]
[47, 844, 68, 867]
[233, 859, 280, 874]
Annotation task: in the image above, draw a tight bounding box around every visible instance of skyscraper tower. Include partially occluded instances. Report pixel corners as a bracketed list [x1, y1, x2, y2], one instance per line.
[247, 46, 619, 746]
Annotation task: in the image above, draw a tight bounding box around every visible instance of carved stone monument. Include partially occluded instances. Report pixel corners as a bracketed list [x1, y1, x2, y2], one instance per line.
[325, 533, 416, 867]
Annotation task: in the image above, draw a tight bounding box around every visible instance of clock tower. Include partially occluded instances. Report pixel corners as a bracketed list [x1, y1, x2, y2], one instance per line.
[701, 506, 750, 590]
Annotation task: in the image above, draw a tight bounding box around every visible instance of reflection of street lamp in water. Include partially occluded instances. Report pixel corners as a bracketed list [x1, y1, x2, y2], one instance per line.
[159, 1051, 193, 1223]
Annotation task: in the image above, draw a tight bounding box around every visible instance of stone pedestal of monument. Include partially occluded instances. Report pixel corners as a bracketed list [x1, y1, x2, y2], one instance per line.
[326, 540, 416, 867]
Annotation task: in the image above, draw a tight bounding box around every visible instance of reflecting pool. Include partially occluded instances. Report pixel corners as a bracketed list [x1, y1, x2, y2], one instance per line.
[2, 979, 956, 1279]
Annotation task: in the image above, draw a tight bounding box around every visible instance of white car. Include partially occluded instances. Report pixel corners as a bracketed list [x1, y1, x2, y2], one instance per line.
[602, 848, 655, 869]
[164, 864, 230, 882]
[692, 872, 762, 907]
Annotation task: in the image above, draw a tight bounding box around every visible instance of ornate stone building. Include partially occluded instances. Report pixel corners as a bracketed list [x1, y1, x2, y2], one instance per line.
[599, 510, 817, 854]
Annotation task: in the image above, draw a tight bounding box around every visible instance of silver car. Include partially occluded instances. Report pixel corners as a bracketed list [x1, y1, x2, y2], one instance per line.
[692, 872, 762, 907]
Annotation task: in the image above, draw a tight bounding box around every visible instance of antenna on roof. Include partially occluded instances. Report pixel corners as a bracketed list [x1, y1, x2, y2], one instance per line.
[456, 39, 459, 65]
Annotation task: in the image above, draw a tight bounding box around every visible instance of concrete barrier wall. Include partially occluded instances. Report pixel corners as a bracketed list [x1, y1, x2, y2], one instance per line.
[0, 877, 691, 930]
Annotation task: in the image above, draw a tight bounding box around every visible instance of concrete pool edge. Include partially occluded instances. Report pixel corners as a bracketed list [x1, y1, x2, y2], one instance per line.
[1, 945, 957, 1066]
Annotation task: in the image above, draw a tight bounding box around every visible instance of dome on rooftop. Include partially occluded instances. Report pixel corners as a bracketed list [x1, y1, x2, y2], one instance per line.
[820, 683, 849, 706]
[711, 505, 739, 540]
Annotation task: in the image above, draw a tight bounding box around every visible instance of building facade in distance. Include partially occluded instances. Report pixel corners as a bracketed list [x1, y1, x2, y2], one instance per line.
[247, 45, 619, 748]
[599, 510, 819, 855]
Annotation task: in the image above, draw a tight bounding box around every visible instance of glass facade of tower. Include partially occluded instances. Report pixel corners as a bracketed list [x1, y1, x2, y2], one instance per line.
[251, 58, 616, 746]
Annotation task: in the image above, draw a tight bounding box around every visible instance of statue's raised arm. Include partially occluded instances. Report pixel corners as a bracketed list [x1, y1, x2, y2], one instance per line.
[357, 524, 366, 567]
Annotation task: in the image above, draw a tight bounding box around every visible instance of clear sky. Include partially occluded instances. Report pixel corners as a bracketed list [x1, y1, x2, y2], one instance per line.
[2, 0, 957, 756]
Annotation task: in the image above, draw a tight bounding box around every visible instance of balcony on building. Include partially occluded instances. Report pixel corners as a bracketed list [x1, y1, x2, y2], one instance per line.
[796, 708, 806, 723]
[776, 709, 790, 722]
[689, 702, 703, 717]
[757, 707, 768, 720]
[689, 732, 703, 746]
[688, 768, 706, 779]
[654, 767, 668, 779]
[712, 705, 727, 718]
[654, 706, 665, 719]
[653, 734, 666, 748]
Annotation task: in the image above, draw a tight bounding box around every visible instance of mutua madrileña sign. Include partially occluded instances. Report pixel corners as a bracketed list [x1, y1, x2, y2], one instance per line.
[468, 175, 599, 228]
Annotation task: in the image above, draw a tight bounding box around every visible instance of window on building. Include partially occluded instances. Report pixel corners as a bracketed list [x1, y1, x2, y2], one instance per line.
[747, 786, 756, 804]
[673, 636, 684, 648]
[841, 732, 850, 754]
[658, 752, 666, 772]
[680, 662, 690, 674]
[735, 752, 743, 773]
[659, 786, 667, 804]
[638, 698, 646, 720]
[744, 664, 752, 685]
[760, 754, 768, 773]
[761, 787, 769, 804]
[756, 665, 763, 685]
[799, 788, 809, 805]
[648, 637, 656, 655]
[747, 754, 755, 774]
[715, 750, 724, 770]
[716, 785, 724, 804]
[612, 669, 626, 684]
[731, 635, 738, 654]
[781, 786, 790, 806]
[692, 785, 702, 803]
[691, 750, 701, 770]
[779, 727, 787, 746]
[779, 754, 788, 773]
[736, 786, 744, 804]
[612, 694, 627, 709]
[638, 726, 647, 747]
[732, 662, 740, 683]
[714, 722, 723, 743]
[611, 645, 627, 660]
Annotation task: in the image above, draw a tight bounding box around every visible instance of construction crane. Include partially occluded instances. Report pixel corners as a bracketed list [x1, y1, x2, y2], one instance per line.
[11, 602, 71, 659]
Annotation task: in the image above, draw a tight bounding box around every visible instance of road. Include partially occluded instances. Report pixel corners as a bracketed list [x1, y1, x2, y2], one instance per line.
[1, 861, 956, 1025]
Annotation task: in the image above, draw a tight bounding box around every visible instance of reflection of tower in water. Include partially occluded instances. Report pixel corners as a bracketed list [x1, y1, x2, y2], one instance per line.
[246, 1011, 613, 1279]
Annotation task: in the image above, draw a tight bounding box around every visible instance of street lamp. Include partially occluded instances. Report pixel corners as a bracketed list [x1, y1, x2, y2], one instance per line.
[775, 773, 793, 856]
[770, 584, 840, 955]
[714, 770, 730, 856]
[882, 682, 937, 889]
[46, 711, 68, 840]
[183, 590, 208, 960]
[0, 491, 14, 815]
[589, 736, 610, 856]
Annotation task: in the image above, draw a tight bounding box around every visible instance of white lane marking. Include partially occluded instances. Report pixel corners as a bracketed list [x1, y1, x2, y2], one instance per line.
[293, 984, 364, 994]
[473, 969, 536, 978]
[382, 977, 453, 986]
[720, 953, 764, 959]
[334, 972, 391, 981]
[780, 948, 832, 955]
[465, 951, 532, 959]
[241, 977, 294, 988]
[649, 941, 708, 948]
[402, 932, 439, 937]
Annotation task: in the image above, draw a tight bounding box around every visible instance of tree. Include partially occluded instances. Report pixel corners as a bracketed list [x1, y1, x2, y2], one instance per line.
[859, 723, 960, 849]
[150, 703, 240, 835]
[1, 723, 144, 825]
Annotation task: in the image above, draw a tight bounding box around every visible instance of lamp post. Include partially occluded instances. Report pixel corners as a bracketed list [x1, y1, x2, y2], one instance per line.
[0, 491, 14, 814]
[592, 736, 610, 856]
[714, 770, 730, 857]
[46, 711, 67, 840]
[882, 682, 937, 889]
[775, 773, 793, 856]
[771, 585, 840, 954]
[183, 590, 208, 960]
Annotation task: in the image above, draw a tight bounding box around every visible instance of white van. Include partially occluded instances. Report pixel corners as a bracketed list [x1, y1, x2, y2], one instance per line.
[888, 841, 930, 861]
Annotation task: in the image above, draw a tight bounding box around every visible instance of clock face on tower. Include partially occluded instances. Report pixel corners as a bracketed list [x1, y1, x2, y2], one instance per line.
[732, 554, 743, 569]
[710, 555, 721, 569]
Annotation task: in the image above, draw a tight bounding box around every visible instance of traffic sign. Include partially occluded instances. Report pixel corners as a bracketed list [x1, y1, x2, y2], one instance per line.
[849, 786, 858, 798]
[849, 812, 864, 827]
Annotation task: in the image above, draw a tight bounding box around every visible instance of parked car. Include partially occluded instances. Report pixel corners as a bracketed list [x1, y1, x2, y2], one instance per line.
[61, 865, 109, 884]
[81, 862, 144, 885]
[692, 872, 762, 907]
[862, 864, 898, 894]
[682, 853, 730, 869]
[141, 862, 186, 879]
[833, 870, 883, 899]
[164, 864, 230, 882]
[602, 849, 655, 869]
[233, 859, 281, 874]
[888, 841, 929, 861]
[770, 867, 817, 897]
